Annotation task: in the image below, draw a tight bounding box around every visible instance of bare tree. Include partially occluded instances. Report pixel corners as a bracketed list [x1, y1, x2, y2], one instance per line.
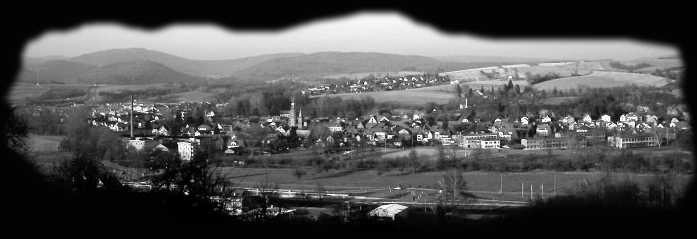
[437, 169, 468, 202]
[408, 148, 419, 174]
[3, 105, 30, 158]
[292, 167, 307, 179]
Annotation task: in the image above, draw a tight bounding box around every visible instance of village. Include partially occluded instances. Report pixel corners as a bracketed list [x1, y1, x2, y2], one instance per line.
[304, 74, 454, 96]
[78, 93, 691, 163]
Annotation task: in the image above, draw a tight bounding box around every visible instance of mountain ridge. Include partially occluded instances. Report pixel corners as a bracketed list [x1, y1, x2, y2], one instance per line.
[20, 48, 675, 85]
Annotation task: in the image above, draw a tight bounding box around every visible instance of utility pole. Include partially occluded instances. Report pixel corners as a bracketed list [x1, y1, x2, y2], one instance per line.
[554, 172, 557, 196]
[521, 182, 524, 198]
[499, 173, 503, 195]
[530, 184, 533, 200]
[130, 94, 134, 139]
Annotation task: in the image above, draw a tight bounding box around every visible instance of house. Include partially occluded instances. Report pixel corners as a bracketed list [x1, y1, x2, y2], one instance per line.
[625, 113, 639, 122]
[600, 114, 612, 122]
[379, 115, 391, 123]
[367, 204, 408, 220]
[644, 115, 658, 124]
[521, 137, 576, 150]
[154, 142, 178, 152]
[582, 114, 593, 123]
[541, 116, 551, 123]
[608, 134, 658, 148]
[536, 124, 551, 136]
[198, 124, 212, 131]
[561, 115, 575, 125]
[177, 141, 197, 161]
[459, 139, 480, 148]
[279, 110, 292, 118]
[365, 116, 379, 128]
[481, 139, 500, 149]
[605, 122, 617, 129]
[328, 119, 343, 132]
[152, 125, 170, 136]
[227, 136, 244, 148]
[520, 116, 529, 126]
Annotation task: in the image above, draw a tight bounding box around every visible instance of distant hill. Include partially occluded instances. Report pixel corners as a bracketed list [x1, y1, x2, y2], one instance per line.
[233, 52, 444, 80]
[23, 55, 71, 65]
[68, 48, 303, 77]
[23, 48, 660, 85]
[17, 60, 97, 84]
[533, 71, 671, 91]
[81, 59, 203, 85]
[431, 55, 554, 63]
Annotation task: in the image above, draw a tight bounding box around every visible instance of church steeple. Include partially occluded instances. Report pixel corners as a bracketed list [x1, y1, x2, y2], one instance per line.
[297, 109, 303, 128]
[289, 98, 296, 127]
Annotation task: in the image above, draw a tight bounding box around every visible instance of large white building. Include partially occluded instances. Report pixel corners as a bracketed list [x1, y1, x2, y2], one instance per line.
[177, 141, 198, 161]
[608, 134, 658, 149]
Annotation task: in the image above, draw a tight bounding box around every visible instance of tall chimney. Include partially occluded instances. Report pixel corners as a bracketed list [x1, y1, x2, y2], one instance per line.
[130, 94, 134, 139]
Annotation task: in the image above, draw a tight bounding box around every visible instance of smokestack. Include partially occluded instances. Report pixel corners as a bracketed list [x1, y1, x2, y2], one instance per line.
[130, 94, 134, 139]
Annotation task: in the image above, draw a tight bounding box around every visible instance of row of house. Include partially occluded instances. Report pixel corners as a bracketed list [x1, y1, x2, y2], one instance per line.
[304, 75, 451, 96]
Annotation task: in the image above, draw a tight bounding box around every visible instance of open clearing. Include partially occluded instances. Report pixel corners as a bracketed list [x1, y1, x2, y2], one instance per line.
[517, 66, 591, 77]
[464, 80, 530, 89]
[533, 71, 670, 91]
[222, 166, 687, 201]
[326, 89, 456, 105]
[8, 84, 92, 102]
[323, 71, 424, 79]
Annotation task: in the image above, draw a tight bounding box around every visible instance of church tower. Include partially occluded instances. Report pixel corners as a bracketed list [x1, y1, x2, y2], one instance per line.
[297, 109, 303, 129]
[289, 98, 296, 127]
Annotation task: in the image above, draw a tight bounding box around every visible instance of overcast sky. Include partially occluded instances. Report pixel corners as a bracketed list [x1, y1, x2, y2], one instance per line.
[23, 12, 679, 61]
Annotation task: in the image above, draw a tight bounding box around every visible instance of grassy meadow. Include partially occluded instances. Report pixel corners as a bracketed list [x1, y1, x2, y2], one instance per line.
[221, 166, 688, 202]
[533, 71, 670, 91]
[26, 134, 70, 173]
[323, 71, 425, 80]
[327, 89, 456, 105]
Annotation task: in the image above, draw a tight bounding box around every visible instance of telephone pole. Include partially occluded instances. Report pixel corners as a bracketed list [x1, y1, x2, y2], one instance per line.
[130, 94, 134, 139]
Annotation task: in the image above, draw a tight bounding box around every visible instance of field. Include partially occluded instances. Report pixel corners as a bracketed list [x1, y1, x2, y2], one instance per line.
[516, 66, 593, 77]
[8, 84, 92, 102]
[381, 147, 473, 159]
[92, 84, 216, 102]
[464, 80, 530, 89]
[167, 91, 217, 102]
[544, 96, 579, 105]
[221, 166, 688, 202]
[93, 84, 171, 94]
[323, 71, 424, 79]
[7, 84, 50, 101]
[326, 88, 456, 105]
[533, 71, 671, 91]
[601, 58, 682, 73]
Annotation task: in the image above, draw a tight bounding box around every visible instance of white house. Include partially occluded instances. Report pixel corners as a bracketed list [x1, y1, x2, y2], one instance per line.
[562, 115, 575, 125]
[520, 117, 529, 125]
[626, 113, 639, 122]
[541, 116, 551, 123]
[582, 114, 593, 123]
[601, 114, 612, 122]
[177, 141, 196, 161]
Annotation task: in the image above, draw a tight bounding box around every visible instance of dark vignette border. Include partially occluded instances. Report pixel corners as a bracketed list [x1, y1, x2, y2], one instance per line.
[2, 4, 694, 238]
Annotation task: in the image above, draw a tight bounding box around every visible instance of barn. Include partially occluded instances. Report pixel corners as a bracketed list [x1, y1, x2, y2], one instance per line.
[367, 204, 409, 220]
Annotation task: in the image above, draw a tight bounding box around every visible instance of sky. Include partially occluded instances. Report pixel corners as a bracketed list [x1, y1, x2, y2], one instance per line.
[23, 12, 679, 61]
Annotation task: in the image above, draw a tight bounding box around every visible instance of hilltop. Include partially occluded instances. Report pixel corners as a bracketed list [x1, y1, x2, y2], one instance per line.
[18, 49, 499, 84]
[17, 48, 682, 86]
[533, 71, 671, 91]
[82, 59, 204, 85]
[232, 52, 444, 80]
